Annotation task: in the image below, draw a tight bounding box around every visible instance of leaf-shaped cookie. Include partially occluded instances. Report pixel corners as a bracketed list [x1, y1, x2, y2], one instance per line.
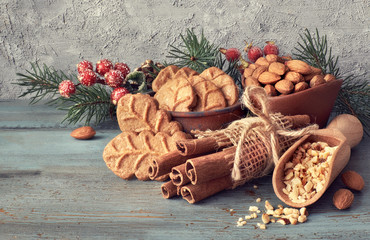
[103, 130, 189, 180]
[152, 65, 179, 92]
[200, 67, 239, 106]
[154, 76, 197, 112]
[187, 75, 227, 111]
[116, 93, 182, 135]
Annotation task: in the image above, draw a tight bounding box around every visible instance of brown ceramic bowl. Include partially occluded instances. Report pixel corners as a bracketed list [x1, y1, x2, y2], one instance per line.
[268, 79, 343, 128]
[169, 102, 244, 133]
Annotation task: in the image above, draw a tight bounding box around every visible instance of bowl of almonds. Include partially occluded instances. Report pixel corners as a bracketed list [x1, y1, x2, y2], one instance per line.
[242, 55, 342, 128]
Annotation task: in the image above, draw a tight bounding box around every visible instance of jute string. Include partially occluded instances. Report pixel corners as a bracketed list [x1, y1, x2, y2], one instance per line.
[194, 86, 319, 188]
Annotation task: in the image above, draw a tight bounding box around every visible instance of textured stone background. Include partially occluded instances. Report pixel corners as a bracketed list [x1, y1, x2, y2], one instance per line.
[1, 0, 369, 99]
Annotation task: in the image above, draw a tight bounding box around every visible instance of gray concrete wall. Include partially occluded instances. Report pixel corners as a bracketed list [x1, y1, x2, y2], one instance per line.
[1, 0, 369, 99]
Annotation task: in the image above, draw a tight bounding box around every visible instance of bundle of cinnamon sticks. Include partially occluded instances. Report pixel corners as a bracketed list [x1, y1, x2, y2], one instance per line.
[148, 114, 312, 204]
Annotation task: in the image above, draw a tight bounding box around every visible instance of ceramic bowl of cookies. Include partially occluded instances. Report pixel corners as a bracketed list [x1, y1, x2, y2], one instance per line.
[151, 65, 245, 133]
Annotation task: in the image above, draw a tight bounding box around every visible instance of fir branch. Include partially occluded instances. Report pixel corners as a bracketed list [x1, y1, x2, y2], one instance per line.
[58, 84, 113, 125]
[167, 28, 219, 73]
[14, 62, 74, 104]
[293, 28, 370, 133]
[293, 28, 339, 76]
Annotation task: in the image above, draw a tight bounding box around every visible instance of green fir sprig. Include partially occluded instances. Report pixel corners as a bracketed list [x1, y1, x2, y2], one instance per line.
[14, 62, 115, 125]
[166, 28, 219, 73]
[293, 28, 370, 133]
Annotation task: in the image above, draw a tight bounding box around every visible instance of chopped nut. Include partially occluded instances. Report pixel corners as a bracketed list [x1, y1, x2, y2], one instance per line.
[259, 223, 266, 230]
[262, 213, 270, 224]
[298, 215, 307, 223]
[251, 213, 258, 219]
[265, 200, 274, 210]
[256, 197, 262, 203]
[274, 208, 283, 216]
[245, 215, 252, 220]
[282, 141, 337, 203]
[253, 185, 258, 189]
[270, 218, 276, 223]
[277, 218, 290, 225]
[289, 216, 298, 225]
[299, 207, 308, 216]
[266, 209, 274, 215]
[249, 206, 259, 212]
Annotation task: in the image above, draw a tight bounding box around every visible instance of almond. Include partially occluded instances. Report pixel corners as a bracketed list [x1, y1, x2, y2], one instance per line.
[286, 60, 312, 75]
[264, 84, 277, 96]
[268, 62, 286, 75]
[71, 126, 96, 140]
[255, 57, 270, 66]
[258, 71, 281, 85]
[294, 82, 309, 93]
[249, 63, 258, 70]
[310, 66, 323, 75]
[341, 170, 364, 191]
[309, 75, 326, 88]
[284, 71, 304, 84]
[244, 76, 261, 87]
[252, 65, 268, 79]
[324, 73, 336, 82]
[243, 67, 255, 78]
[333, 188, 354, 210]
[265, 54, 279, 63]
[275, 80, 294, 94]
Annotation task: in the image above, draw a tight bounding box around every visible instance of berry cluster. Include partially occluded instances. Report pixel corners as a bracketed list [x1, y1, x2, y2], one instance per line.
[245, 41, 279, 63]
[58, 59, 131, 105]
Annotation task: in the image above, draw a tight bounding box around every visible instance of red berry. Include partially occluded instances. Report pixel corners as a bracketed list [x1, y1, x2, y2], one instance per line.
[58, 80, 76, 98]
[263, 41, 279, 56]
[78, 69, 97, 86]
[77, 60, 93, 74]
[105, 69, 124, 88]
[247, 45, 263, 63]
[96, 59, 113, 76]
[224, 48, 241, 62]
[110, 87, 129, 105]
[114, 62, 130, 78]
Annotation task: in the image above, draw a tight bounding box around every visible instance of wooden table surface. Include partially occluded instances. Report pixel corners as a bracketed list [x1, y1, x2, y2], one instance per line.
[0, 100, 369, 240]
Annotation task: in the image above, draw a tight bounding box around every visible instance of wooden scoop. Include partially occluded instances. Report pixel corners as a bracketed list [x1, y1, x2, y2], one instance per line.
[272, 114, 363, 208]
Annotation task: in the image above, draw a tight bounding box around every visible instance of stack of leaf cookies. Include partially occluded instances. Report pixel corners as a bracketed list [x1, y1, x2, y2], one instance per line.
[152, 66, 239, 112]
[103, 93, 191, 181]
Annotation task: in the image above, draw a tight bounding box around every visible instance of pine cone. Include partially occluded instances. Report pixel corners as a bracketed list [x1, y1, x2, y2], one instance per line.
[134, 60, 165, 89]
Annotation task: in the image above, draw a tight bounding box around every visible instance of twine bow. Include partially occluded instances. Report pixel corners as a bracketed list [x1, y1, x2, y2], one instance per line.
[229, 86, 318, 186]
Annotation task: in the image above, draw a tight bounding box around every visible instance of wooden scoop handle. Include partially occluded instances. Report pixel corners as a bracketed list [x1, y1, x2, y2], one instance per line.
[326, 114, 363, 148]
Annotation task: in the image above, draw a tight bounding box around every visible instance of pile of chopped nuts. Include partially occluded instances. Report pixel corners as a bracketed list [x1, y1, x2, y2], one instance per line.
[282, 141, 337, 203]
[235, 199, 308, 229]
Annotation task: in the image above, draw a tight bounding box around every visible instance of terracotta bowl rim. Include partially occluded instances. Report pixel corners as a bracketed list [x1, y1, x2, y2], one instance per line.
[169, 102, 243, 117]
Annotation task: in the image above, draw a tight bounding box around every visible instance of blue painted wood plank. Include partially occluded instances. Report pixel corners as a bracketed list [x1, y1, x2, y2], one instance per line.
[0, 101, 369, 239]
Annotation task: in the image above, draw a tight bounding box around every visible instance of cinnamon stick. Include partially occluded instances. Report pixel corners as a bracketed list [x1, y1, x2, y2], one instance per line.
[148, 150, 190, 180]
[170, 163, 190, 186]
[285, 115, 311, 128]
[181, 175, 233, 204]
[176, 137, 226, 156]
[161, 181, 178, 199]
[185, 146, 236, 185]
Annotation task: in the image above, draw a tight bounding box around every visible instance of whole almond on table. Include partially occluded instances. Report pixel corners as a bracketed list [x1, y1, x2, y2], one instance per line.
[258, 71, 281, 85]
[268, 62, 286, 75]
[286, 60, 312, 75]
[341, 170, 365, 191]
[285, 71, 304, 84]
[324, 73, 336, 82]
[275, 79, 294, 94]
[310, 75, 326, 88]
[333, 188, 354, 210]
[71, 126, 96, 140]
[294, 82, 309, 93]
